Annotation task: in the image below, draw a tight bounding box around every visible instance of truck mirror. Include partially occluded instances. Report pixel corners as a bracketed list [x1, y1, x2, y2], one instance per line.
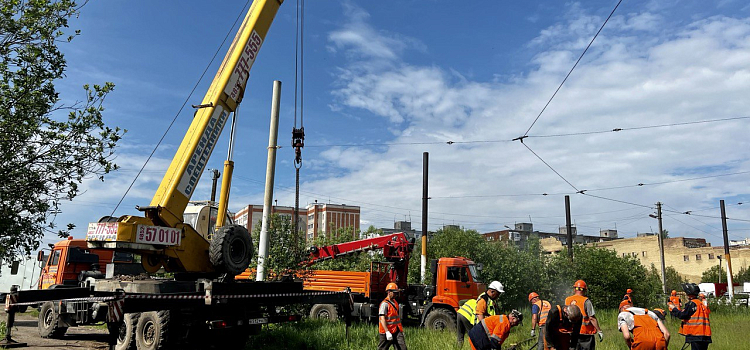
[476, 263, 483, 271]
[10, 261, 20, 275]
[37, 250, 45, 262]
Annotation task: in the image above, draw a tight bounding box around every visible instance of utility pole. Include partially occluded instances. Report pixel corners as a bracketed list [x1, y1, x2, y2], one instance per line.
[656, 202, 667, 295]
[421, 152, 429, 284]
[209, 169, 220, 202]
[256, 81, 281, 281]
[565, 195, 573, 262]
[720, 200, 734, 297]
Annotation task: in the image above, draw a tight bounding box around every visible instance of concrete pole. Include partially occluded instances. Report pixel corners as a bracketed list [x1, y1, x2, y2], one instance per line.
[256, 81, 282, 281]
[720, 200, 734, 297]
[565, 195, 573, 262]
[656, 202, 667, 295]
[421, 152, 429, 284]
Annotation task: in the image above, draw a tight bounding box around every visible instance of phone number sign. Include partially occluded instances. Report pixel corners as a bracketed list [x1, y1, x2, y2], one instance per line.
[135, 225, 182, 246]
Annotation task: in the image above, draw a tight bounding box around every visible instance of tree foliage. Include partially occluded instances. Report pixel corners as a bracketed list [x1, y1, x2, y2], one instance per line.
[0, 0, 124, 262]
[701, 265, 728, 283]
[249, 214, 307, 279]
[664, 265, 688, 293]
[734, 266, 750, 283]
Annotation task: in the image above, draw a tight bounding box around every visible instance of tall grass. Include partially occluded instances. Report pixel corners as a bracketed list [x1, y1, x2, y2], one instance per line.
[245, 308, 750, 350]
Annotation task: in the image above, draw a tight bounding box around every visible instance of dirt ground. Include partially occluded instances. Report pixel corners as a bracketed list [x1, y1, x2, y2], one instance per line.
[1, 310, 110, 350]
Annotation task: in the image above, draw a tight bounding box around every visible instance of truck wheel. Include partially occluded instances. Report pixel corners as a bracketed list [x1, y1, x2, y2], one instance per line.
[38, 301, 68, 338]
[309, 304, 339, 321]
[210, 225, 253, 276]
[136, 311, 170, 350]
[108, 312, 140, 350]
[424, 308, 456, 331]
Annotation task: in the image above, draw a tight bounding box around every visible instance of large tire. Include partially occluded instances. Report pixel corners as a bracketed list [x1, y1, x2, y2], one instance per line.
[108, 312, 140, 350]
[135, 311, 170, 350]
[38, 301, 68, 338]
[424, 308, 456, 331]
[209, 225, 253, 276]
[309, 304, 339, 321]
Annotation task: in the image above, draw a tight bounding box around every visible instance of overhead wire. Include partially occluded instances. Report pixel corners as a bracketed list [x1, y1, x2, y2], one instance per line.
[522, 0, 624, 136]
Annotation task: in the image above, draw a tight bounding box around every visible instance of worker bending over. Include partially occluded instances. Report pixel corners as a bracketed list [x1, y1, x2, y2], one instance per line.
[669, 283, 711, 350]
[617, 300, 670, 350]
[565, 280, 604, 350]
[457, 281, 504, 348]
[378, 283, 407, 350]
[529, 292, 552, 350]
[545, 304, 582, 350]
[468, 310, 522, 350]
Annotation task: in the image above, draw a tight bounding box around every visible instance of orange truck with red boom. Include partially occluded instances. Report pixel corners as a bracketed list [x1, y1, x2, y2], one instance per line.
[301, 232, 486, 330]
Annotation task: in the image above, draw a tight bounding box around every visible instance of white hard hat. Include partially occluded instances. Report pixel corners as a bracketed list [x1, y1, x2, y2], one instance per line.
[488, 281, 504, 293]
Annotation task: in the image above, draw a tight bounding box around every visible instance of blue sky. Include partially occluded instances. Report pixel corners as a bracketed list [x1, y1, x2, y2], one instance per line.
[49, 0, 750, 248]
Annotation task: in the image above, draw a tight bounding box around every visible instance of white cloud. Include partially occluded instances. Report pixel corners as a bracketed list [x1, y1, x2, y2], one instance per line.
[312, 4, 750, 243]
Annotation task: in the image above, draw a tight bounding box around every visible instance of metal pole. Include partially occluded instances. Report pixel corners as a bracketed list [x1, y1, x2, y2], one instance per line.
[565, 195, 572, 262]
[421, 152, 429, 284]
[720, 200, 734, 297]
[656, 202, 667, 295]
[210, 169, 220, 202]
[256, 81, 282, 281]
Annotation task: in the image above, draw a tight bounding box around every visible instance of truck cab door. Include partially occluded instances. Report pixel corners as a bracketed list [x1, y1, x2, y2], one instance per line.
[441, 265, 474, 302]
[41, 249, 62, 289]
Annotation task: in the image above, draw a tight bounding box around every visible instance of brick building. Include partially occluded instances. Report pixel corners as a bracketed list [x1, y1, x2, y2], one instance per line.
[306, 202, 360, 241]
[233, 204, 306, 235]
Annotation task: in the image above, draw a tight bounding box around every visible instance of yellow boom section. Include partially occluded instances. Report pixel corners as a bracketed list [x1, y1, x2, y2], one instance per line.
[150, 0, 283, 227]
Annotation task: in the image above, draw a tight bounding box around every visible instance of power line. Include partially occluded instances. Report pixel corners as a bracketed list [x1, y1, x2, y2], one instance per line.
[522, 0, 624, 136]
[528, 116, 750, 138]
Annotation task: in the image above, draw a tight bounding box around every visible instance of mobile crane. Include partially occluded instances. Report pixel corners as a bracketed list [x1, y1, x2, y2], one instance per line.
[302, 233, 487, 330]
[85, 0, 283, 276]
[1, 1, 352, 349]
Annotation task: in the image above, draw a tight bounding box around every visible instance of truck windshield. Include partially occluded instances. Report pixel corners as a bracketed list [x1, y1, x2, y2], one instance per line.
[468, 264, 480, 282]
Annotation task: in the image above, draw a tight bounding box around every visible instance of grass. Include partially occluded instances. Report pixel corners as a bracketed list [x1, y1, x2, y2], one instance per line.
[245, 308, 750, 350]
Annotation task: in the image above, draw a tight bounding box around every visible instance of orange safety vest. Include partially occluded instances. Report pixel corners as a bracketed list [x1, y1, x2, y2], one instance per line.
[534, 299, 552, 326]
[566, 295, 597, 335]
[669, 296, 682, 310]
[629, 309, 666, 350]
[379, 298, 403, 334]
[555, 305, 573, 334]
[679, 299, 711, 337]
[624, 294, 633, 304]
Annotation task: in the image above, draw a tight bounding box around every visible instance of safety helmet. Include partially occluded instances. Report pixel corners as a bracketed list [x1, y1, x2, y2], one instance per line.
[386, 282, 400, 292]
[510, 309, 523, 324]
[671, 290, 677, 296]
[618, 300, 632, 311]
[652, 308, 667, 320]
[699, 292, 706, 299]
[573, 280, 587, 290]
[488, 281, 505, 293]
[682, 283, 700, 296]
[528, 292, 539, 302]
[626, 288, 633, 294]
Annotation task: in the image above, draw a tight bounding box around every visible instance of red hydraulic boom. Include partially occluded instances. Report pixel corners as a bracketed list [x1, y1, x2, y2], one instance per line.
[304, 232, 414, 267]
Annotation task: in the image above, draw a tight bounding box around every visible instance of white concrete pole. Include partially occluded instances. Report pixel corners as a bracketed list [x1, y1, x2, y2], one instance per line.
[256, 81, 281, 281]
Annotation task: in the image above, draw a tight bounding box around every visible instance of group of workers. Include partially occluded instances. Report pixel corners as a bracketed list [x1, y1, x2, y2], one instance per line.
[377, 279, 713, 350]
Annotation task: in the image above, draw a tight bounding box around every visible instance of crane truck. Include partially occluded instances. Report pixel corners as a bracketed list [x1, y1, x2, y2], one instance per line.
[1, 1, 351, 349]
[237, 232, 486, 330]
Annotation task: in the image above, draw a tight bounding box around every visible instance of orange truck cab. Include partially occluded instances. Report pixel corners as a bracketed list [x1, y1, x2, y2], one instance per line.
[38, 237, 134, 289]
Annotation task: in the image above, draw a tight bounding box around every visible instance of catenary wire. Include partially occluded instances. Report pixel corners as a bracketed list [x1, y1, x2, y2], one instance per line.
[522, 0, 624, 136]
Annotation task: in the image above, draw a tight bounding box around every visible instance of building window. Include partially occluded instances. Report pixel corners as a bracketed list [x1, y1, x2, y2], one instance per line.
[632, 252, 637, 257]
[708, 253, 715, 259]
[622, 253, 627, 258]
[684, 255, 689, 261]
[642, 251, 647, 257]
[696, 254, 701, 260]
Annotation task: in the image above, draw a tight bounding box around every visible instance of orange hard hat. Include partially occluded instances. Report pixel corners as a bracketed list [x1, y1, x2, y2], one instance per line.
[618, 300, 632, 311]
[386, 282, 399, 292]
[528, 292, 539, 302]
[626, 289, 633, 294]
[671, 290, 677, 296]
[573, 280, 587, 289]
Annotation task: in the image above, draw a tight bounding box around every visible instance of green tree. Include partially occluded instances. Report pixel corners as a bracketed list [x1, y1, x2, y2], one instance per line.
[0, 0, 124, 262]
[664, 265, 688, 293]
[701, 265, 727, 283]
[734, 266, 750, 283]
[249, 214, 307, 279]
[307, 226, 376, 272]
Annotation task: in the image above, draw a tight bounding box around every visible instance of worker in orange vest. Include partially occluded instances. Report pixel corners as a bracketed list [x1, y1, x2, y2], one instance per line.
[467, 310, 522, 350]
[669, 290, 682, 311]
[624, 288, 633, 304]
[529, 292, 552, 350]
[617, 300, 670, 350]
[378, 282, 407, 350]
[669, 283, 711, 350]
[545, 304, 582, 350]
[565, 280, 603, 350]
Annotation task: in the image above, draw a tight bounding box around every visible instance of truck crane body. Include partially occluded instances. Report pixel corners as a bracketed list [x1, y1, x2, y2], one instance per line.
[300, 233, 486, 330]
